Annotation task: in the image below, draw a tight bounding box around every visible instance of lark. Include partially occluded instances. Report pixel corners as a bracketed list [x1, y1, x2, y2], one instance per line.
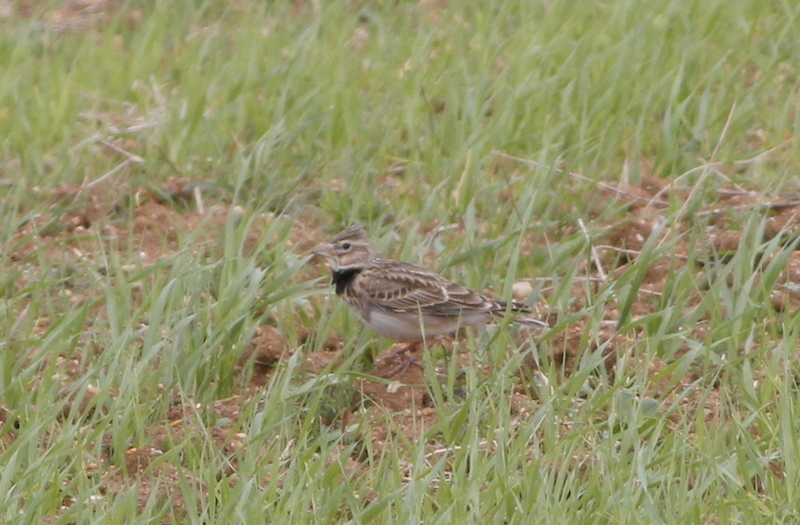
[311, 224, 546, 372]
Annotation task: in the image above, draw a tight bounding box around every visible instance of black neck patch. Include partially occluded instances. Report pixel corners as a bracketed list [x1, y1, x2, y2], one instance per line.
[331, 269, 360, 296]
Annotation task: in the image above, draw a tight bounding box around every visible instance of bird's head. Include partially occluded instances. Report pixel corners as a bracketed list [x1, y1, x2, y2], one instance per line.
[311, 223, 375, 272]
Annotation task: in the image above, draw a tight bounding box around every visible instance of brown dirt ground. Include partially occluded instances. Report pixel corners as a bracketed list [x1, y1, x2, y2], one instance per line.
[3, 169, 799, 515]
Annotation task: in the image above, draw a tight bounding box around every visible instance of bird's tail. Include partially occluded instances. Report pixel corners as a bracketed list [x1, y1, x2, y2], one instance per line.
[512, 315, 550, 329]
[497, 301, 550, 330]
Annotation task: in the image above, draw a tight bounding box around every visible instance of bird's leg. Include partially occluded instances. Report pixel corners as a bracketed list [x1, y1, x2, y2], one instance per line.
[382, 354, 424, 378]
[377, 341, 420, 364]
[377, 341, 424, 378]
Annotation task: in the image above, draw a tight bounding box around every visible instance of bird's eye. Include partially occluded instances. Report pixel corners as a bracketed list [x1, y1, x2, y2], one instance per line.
[342, 242, 352, 250]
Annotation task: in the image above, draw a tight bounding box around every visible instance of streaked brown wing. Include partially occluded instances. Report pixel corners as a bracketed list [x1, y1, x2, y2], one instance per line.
[365, 260, 496, 316]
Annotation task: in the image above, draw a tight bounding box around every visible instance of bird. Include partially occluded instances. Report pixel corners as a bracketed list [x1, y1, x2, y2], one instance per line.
[311, 224, 547, 373]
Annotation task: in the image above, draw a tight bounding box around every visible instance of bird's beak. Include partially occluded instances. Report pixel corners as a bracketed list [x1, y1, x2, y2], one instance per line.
[311, 243, 334, 258]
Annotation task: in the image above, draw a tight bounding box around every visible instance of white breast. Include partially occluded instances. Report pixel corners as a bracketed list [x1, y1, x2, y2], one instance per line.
[357, 307, 492, 342]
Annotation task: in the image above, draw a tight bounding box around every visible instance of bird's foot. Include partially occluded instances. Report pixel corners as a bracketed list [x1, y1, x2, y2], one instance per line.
[381, 355, 425, 378]
[376, 342, 423, 378]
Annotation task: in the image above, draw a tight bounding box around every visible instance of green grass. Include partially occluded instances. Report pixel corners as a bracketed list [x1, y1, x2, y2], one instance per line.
[1, 0, 800, 523]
